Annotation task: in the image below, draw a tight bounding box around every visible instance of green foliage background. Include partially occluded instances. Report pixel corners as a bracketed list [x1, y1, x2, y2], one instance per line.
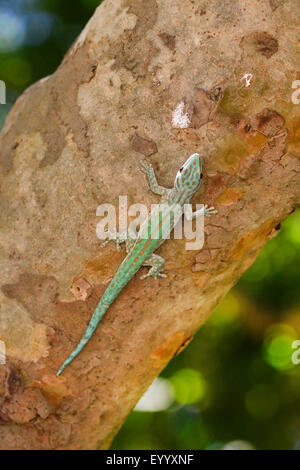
[1, 0, 299, 450]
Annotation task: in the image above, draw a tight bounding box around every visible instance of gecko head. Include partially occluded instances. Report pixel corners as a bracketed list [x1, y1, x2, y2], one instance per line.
[175, 153, 203, 193]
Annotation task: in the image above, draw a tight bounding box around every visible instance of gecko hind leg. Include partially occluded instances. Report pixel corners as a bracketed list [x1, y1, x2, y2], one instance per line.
[101, 230, 136, 253]
[141, 254, 167, 280]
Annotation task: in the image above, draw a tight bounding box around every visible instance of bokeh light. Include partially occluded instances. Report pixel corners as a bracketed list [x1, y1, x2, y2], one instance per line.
[222, 440, 255, 450]
[263, 324, 297, 371]
[169, 369, 208, 406]
[208, 291, 241, 326]
[24, 11, 54, 46]
[0, 8, 26, 52]
[285, 211, 300, 246]
[135, 378, 174, 412]
[1, 56, 32, 88]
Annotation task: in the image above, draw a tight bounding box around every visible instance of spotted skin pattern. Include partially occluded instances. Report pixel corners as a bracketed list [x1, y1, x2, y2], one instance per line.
[56, 154, 217, 376]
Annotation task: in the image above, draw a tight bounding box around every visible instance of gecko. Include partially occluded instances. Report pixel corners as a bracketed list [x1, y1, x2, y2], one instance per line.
[56, 153, 217, 376]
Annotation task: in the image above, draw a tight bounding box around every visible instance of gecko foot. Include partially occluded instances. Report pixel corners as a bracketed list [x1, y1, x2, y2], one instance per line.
[140, 267, 167, 280]
[101, 230, 135, 252]
[140, 159, 153, 176]
[204, 205, 218, 217]
[141, 253, 167, 280]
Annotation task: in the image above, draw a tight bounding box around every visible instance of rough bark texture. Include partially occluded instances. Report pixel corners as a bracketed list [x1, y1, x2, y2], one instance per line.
[0, 0, 299, 450]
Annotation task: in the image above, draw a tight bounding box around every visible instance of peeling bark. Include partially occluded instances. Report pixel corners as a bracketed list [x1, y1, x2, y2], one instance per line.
[0, 0, 299, 450]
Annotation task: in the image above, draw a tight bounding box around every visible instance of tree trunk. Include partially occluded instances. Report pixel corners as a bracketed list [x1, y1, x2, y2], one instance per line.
[0, 0, 299, 450]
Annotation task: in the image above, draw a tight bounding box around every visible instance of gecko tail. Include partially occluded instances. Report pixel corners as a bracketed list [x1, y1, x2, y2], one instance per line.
[56, 300, 110, 376]
[56, 363, 68, 377]
[56, 336, 89, 376]
[56, 254, 134, 376]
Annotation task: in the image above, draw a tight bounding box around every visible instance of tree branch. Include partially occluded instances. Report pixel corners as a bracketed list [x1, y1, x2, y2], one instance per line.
[0, 0, 299, 450]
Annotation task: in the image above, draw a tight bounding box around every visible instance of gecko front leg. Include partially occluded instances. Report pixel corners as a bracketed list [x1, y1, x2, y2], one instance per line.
[141, 253, 167, 280]
[185, 204, 218, 221]
[101, 229, 136, 253]
[140, 160, 170, 196]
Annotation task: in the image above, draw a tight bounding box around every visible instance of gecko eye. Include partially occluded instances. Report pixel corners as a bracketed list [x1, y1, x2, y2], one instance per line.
[179, 167, 184, 173]
[200, 173, 203, 179]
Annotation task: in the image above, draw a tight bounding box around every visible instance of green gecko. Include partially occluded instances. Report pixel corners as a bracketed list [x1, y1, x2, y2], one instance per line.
[56, 153, 217, 376]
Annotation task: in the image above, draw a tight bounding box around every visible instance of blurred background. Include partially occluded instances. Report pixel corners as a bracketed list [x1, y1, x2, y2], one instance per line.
[0, 0, 299, 451]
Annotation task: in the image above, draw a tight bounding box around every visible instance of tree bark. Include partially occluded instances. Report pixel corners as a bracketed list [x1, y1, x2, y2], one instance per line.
[0, 0, 299, 450]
